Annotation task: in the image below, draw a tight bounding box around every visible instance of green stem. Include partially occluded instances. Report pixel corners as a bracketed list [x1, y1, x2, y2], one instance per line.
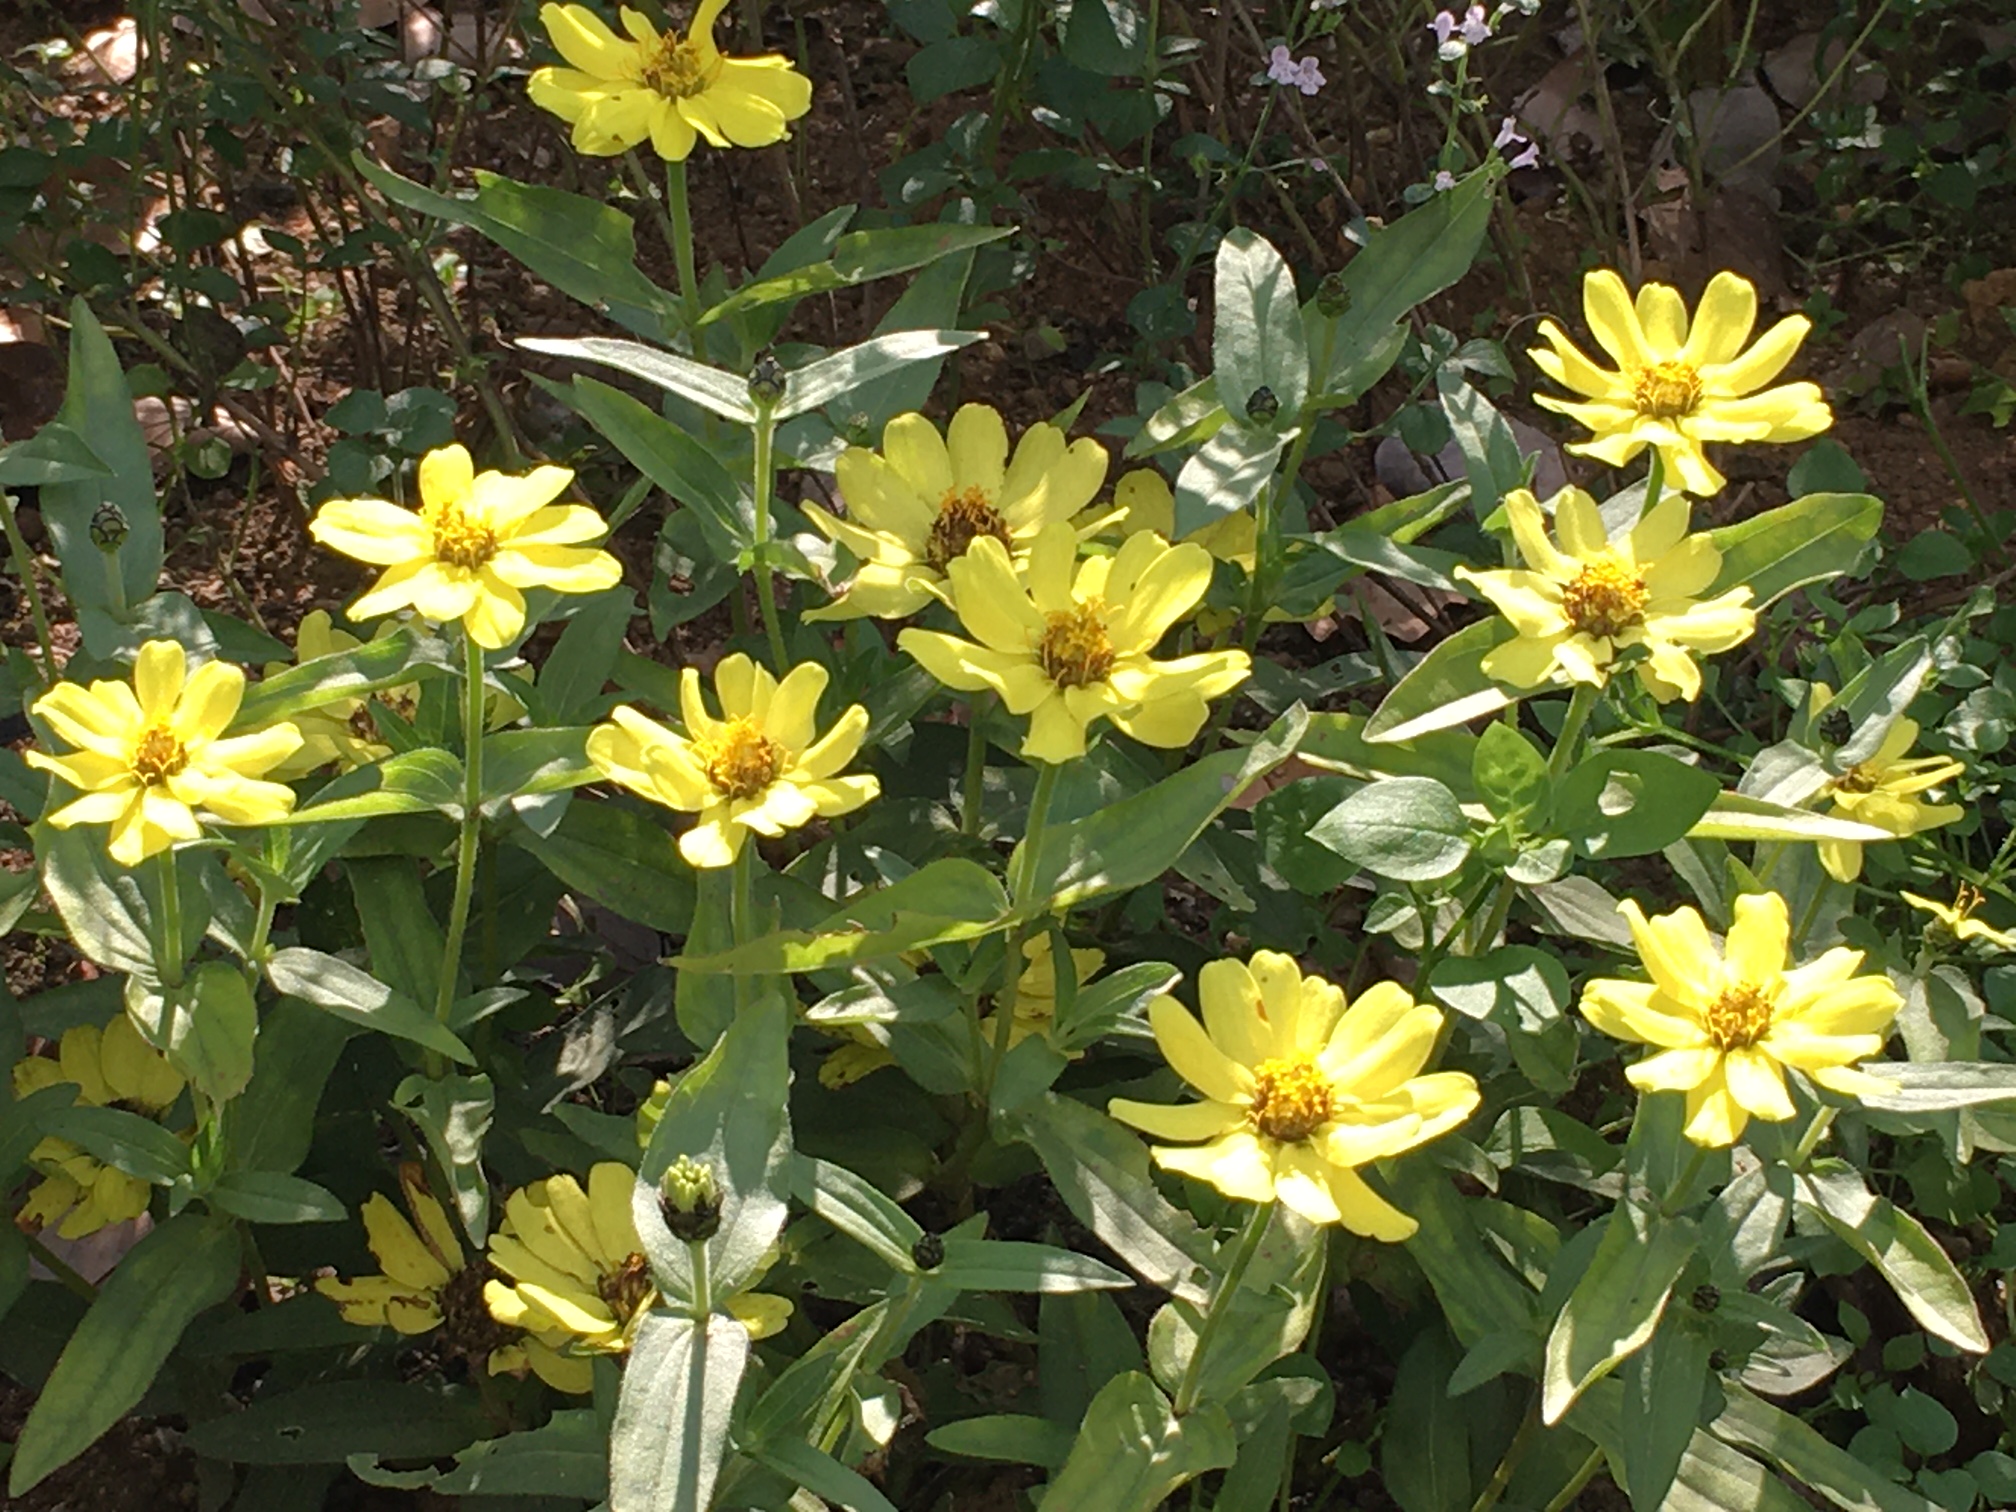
[1790, 877, 1833, 952]
[1546, 683, 1600, 779]
[690, 1235, 713, 1319]
[1659, 1144, 1712, 1218]
[432, 634, 487, 1032]
[979, 762, 1064, 1102]
[1174, 1201, 1272, 1415]
[1470, 876, 1519, 956]
[749, 405, 789, 673]
[1240, 422, 1316, 657]
[1791, 1106, 1838, 1169]
[1, 491, 57, 686]
[665, 157, 701, 332]
[1009, 761, 1062, 910]
[1470, 1397, 1540, 1512]
[960, 701, 990, 838]
[730, 842, 758, 1014]
[22, 1230, 97, 1301]
[154, 849, 186, 989]
[1542, 1447, 1607, 1512]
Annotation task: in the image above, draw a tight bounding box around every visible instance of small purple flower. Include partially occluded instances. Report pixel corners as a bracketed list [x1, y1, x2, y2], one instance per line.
[1434, 169, 1457, 192]
[1430, 6, 1489, 57]
[1266, 43, 1326, 96]
[1430, 10, 1458, 46]
[1460, 4, 1491, 45]
[1494, 115, 1541, 169]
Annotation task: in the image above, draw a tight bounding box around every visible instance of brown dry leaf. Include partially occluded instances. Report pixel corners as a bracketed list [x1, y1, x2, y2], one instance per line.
[70, 17, 140, 87]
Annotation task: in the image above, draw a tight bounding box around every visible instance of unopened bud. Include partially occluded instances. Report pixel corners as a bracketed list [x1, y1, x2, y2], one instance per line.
[659, 1155, 721, 1243]
[1245, 385, 1280, 424]
[911, 1232, 944, 1270]
[1316, 272, 1352, 317]
[843, 411, 874, 448]
[1819, 707, 1852, 747]
[1691, 1283, 1720, 1314]
[747, 353, 786, 406]
[90, 502, 129, 550]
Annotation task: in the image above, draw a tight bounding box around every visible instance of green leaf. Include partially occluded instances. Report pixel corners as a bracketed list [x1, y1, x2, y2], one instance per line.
[0, 1085, 78, 1185]
[1387, 1163, 1540, 1344]
[1060, 0, 1145, 74]
[1124, 375, 1227, 460]
[609, 1312, 746, 1512]
[1172, 420, 1288, 537]
[927, 1414, 1073, 1468]
[356, 156, 680, 340]
[1308, 775, 1472, 882]
[755, 1437, 900, 1512]
[392, 1071, 494, 1244]
[1300, 710, 1478, 795]
[697, 221, 1008, 328]
[347, 855, 445, 1013]
[284, 749, 464, 823]
[1017, 708, 1307, 911]
[517, 334, 756, 424]
[425, 1409, 606, 1498]
[933, 1237, 1132, 1294]
[1382, 1328, 1472, 1512]
[1439, 371, 1527, 519]
[510, 796, 696, 935]
[1707, 493, 1882, 607]
[231, 625, 451, 730]
[8, 1214, 239, 1495]
[1213, 229, 1309, 422]
[1052, 959, 1179, 1053]
[676, 866, 735, 1047]
[264, 947, 473, 1064]
[637, 992, 792, 1302]
[1012, 1093, 1214, 1302]
[479, 727, 598, 809]
[1363, 618, 1519, 744]
[791, 1154, 923, 1274]
[209, 1170, 346, 1225]
[1621, 1322, 1714, 1511]
[124, 960, 258, 1102]
[1554, 749, 1722, 859]
[39, 300, 161, 631]
[675, 859, 1008, 975]
[227, 1003, 351, 1179]
[776, 329, 987, 421]
[545, 375, 751, 549]
[1798, 1164, 1988, 1352]
[1473, 721, 1549, 817]
[0, 422, 110, 486]
[830, 234, 978, 428]
[1709, 1384, 1940, 1512]
[37, 826, 155, 974]
[1859, 1062, 2016, 1112]
[185, 1379, 490, 1465]
[1686, 792, 1892, 845]
[40, 1104, 189, 1185]
[1543, 1206, 1697, 1423]
[1037, 1372, 1235, 1512]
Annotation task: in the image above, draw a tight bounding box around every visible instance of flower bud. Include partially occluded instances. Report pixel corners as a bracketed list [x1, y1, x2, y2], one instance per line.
[1691, 1283, 1720, 1313]
[1315, 272, 1352, 317]
[90, 502, 129, 550]
[1819, 707, 1852, 747]
[1245, 385, 1280, 424]
[911, 1232, 944, 1270]
[659, 1155, 722, 1243]
[747, 353, 786, 407]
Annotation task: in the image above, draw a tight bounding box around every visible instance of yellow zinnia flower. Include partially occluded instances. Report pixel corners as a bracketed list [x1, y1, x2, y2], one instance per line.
[483, 1163, 791, 1394]
[1903, 887, 2016, 952]
[1814, 714, 1963, 883]
[979, 933, 1108, 1053]
[1455, 486, 1755, 702]
[1107, 953, 1479, 1238]
[898, 521, 1251, 764]
[585, 653, 879, 869]
[26, 641, 301, 867]
[527, 1, 813, 161]
[806, 404, 1109, 621]
[1531, 269, 1832, 496]
[1581, 893, 1903, 1148]
[309, 443, 622, 651]
[1097, 468, 1256, 573]
[11, 1016, 183, 1239]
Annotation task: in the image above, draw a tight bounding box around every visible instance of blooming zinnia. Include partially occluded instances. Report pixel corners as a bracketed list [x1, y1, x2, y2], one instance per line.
[1530, 269, 1832, 496]
[1814, 713, 1963, 883]
[806, 404, 1109, 621]
[1108, 953, 1479, 1238]
[10, 1016, 183, 1239]
[585, 653, 878, 868]
[898, 521, 1250, 764]
[1903, 888, 2016, 952]
[527, 1, 813, 161]
[1455, 486, 1755, 702]
[483, 1163, 790, 1394]
[1581, 892, 1903, 1147]
[309, 443, 621, 650]
[27, 641, 300, 866]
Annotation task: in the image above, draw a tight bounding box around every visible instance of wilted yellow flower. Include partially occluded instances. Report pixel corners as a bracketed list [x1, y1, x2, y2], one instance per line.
[1814, 711, 1963, 883]
[586, 653, 878, 869]
[309, 443, 621, 651]
[26, 641, 300, 866]
[11, 1017, 183, 1239]
[1108, 953, 1478, 1238]
[899, 522, 1250, 765]
[1531, 269, 1832, 496]
[806, 405, 1109, 621]
[1581, 893, 1902, 1148]
[1903, 888, 2016, 952]
[1098, 468, 1255, 573]
[979, 933, 1108, 1053]
[1456, 487, 1755, 702]
[527, 1, 812, 161]
[484, 1163, 791, 1394]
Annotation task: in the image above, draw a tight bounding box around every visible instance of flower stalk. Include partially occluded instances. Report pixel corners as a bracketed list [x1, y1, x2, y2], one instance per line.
[1173, 1200, 1272, 1415]
[748, 396, 789, 672]
[665, 157, 701, 331]
[433, 634, 488, 1033]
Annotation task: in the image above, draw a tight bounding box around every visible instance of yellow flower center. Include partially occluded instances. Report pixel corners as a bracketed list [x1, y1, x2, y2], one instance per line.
[1830, 763, 1879, 795]
[598, 1251, 654, 1322]
[1037, 602, 1116, 689]
[926, 486, 1012, 573]
[1561, 556, 1650, 638]
[431, 504, 500, 572]
[1632, 360, 1703, 419]
[1703, 982, 1774, 1050]
[1247, 1054, 1336, 1143]
[695, 717, 784, 800]
[640, 32, 715, 98]
[130, 724, 188, 786]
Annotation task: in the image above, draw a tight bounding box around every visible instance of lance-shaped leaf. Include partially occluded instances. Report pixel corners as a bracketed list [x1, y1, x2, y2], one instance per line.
[609, 1312, 747, 1512]
[509, 797, 696, 936]
[696, 220, 1010, 326]
[1363, 617, 1520, 744]
[1708, 1383, 1940, 1512]
[392, 1072, 494, 1242]
[1687, 792, 1892, 845]
[1172, 419, 1289, 538]
[776, 329, 987, 420]
[1543, 1205, 1698, 1423]
[265, 948, 473, 1064]
[282, 749, 464, 824]
[1706, 493, 1882, 607]
[1309, 774, 1472, 882]
[1038, 1372, 1235, 1512]
[518, 335, 756, 424]
[1857, 1062, 2016, 1113]
[1797, 1163, 1987, 1352]
[1212, 228, 1309, 422]
[0, 422, 109, 487]
[232, 625, 452, 730]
